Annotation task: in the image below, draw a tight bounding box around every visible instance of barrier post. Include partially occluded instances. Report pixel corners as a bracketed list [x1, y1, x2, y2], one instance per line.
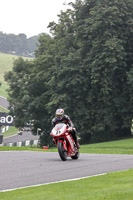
[0, 134, 3, 144]
[131, 119, 133, 135]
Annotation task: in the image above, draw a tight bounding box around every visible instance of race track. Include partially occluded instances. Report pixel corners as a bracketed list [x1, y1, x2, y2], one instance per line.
[0, 97, 133, 192]
[3, 131, 39, 144]
[0, 96, 9, 110]
[0, 151, 133, 191]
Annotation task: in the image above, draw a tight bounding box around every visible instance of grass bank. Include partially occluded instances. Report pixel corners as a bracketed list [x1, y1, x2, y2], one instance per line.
[0, 53, 18, 97]
[80, 137, 133, 154]
[0, 53, 32, 82]
[2, 126, 18, 138]
[1, 169, 133, 199]
[0, 53, 19, 82]
[0, 82, 9, 98]
[0, 52, 33, 98]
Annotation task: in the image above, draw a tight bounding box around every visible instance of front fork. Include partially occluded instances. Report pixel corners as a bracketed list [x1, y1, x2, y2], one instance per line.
[58, 140, 67, 151]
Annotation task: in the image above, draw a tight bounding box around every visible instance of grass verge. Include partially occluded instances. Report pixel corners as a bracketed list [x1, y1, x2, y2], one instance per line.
[3, 126, 18, 138]
[0, 137, 133, 154]
[0, 169, 133, 199]
[0, 146, 44, 151]
[0, 105, 8, 112]
[80, 137, 133, 155]
[0, 82, 8, 98]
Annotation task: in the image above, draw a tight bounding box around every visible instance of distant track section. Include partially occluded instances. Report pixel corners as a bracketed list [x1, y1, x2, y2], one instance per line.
[3, 131, 39, 144]
[0, 96, 9, 110]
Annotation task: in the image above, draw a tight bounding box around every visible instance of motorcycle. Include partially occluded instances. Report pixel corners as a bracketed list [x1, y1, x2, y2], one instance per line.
[50, 123, 79, 161]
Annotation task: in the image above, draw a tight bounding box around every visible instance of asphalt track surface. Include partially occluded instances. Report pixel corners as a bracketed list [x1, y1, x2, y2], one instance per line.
[3, 131, 39, 144]
[0, 151, 133, 191]
[0, 96, 9, 110]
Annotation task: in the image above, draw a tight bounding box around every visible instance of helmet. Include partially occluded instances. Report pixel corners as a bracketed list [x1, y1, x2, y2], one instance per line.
[56, 108, 64, 120]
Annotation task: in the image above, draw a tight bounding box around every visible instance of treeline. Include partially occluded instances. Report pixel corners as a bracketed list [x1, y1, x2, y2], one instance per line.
[5, 0, 133, 146]
[0, 32, 40, 57]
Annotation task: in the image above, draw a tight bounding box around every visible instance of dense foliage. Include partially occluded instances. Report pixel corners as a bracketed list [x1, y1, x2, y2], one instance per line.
[0, 32, 40, 57]
[5, 0, 133, 145]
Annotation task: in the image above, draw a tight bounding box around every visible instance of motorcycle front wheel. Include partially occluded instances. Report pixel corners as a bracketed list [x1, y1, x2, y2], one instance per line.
[58, 142, 67, 161]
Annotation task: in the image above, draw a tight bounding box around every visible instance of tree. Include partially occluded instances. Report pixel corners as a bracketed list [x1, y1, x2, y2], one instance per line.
[0, 32, 39, 57]
[5, 34, 56, 145]
[5, 0, 133, 145]
[5, 58, 33, 127]
[73, 0, 133, 141]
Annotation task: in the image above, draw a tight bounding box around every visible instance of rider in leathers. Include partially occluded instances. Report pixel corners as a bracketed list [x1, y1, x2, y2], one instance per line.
[51, 108, 80, 149]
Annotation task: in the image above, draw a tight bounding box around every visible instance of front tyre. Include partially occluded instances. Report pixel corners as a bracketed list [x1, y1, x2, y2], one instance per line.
[58, 142, 67, 161]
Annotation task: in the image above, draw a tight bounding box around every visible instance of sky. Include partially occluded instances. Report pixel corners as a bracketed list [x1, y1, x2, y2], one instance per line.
[0, 0, 75, 38]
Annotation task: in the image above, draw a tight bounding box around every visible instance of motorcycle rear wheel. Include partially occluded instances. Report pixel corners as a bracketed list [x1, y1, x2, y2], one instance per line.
[58, 142, 67, 161]
[71, 152, 79, 159]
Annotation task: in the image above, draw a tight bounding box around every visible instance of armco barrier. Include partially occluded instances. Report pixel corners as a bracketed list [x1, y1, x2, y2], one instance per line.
[3, 139, 39, 147]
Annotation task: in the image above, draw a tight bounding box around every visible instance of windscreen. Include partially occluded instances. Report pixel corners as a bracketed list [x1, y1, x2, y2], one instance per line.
[55, 123, 66, 130]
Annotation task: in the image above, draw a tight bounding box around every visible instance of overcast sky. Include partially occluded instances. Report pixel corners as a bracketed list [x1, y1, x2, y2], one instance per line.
[0, 0, 75, 38]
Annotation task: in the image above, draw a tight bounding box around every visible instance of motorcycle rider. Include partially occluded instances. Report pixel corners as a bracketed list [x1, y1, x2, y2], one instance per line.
[51, 108, 80, 149]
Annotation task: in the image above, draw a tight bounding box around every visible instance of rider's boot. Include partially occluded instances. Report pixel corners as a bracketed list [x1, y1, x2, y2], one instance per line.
[74, 138, 80, 149]
[76, 141, 80, 149]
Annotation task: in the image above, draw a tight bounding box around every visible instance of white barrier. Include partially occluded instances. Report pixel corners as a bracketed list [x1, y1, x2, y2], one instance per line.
[3, 139, 39, 147]
[17, 141, 22, 147]
[1, 126, 9, 133]
[25, 140, 30, 146]
[33, 140, 38, 145]
[9, 143, 13, 147]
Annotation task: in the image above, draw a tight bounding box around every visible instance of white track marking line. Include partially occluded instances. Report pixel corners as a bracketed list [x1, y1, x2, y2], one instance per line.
[0, 173, 107, 192]
[0, 96, 7, 100]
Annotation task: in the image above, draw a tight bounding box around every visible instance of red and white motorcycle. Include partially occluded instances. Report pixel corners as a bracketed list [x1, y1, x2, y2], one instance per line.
[50, 123, 79, 161]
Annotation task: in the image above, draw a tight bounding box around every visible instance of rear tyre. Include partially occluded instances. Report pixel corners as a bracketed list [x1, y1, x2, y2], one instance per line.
[58, 142, 67, 161]
[71, 152, 79, 159]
